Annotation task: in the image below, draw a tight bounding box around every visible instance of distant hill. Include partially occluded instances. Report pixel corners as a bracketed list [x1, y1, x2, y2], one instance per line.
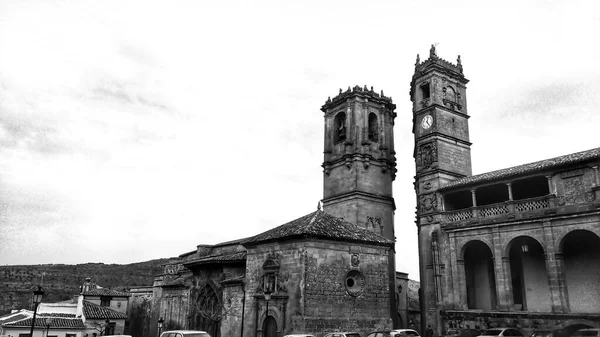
[0, 259, 170, 315]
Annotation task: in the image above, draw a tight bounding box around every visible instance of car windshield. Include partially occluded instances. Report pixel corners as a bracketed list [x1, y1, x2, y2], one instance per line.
[347, 334, 361, 337]
[482, 330, 503, 336]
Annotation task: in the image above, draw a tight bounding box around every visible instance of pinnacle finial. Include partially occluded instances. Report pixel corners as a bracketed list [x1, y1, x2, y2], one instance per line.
[317, 201, 321, 211]
[457, 55, 461, 65]
[430, 44, 437, 58]
[416, 54, 420, 65]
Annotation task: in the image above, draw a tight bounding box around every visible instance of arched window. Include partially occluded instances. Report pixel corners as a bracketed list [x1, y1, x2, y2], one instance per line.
[334, 112, 346, 143]
[368, 113, 378, 142]
[444, 86, 457, 103]
[194, 285, 221, 337]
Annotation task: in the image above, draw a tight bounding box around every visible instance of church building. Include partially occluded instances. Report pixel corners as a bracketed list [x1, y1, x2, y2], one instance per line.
[411, 46, 600, 336]
[129, 86, 405, 337]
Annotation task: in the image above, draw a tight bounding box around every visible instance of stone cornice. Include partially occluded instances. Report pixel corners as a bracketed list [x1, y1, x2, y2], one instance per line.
[322, 85, 396, 112]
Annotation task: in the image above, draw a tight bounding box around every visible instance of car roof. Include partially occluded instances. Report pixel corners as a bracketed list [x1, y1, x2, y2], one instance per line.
[161, 331, 209, 334]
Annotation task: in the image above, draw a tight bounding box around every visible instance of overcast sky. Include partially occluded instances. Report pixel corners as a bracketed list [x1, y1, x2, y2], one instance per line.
[1, 0, 599, 280]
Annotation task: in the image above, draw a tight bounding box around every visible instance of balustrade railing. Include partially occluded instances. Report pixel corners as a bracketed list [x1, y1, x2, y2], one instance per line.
[444, 195, 553, 223]
[479, 203, 510, 218]
[515, 196, 550, 212]
[446, 209, 474, 222]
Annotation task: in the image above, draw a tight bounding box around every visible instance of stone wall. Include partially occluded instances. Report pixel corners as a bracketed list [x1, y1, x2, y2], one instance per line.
[127, 287, 153, 337]
[243, 239, 392, 337]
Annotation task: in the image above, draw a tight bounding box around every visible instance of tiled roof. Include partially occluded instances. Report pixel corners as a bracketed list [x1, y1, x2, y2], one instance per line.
[38, 313, 76, 318]
[0, 313, 30, 324]
[183, 252, 246, 266]
[440, 147, 600, 191]
[3, 317, 85, 329]
[242, 210, 394, 247]
[83, 301, 127, 319]
[83, 288, 130, 297]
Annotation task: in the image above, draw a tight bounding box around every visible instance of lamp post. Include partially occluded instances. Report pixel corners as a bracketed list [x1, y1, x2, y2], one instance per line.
[157, 317, 164, 337]
[29, 286, 45, 337]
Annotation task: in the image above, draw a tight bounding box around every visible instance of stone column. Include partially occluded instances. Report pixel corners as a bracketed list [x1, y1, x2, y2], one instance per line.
[449, 233, 459, 308]
[546, 175, 555, 195]
[471, 189, 478, 219]
[457, 259, 468, 310]
[542, 222, 568, 312]
[506, 183, 515, 214]
[492, 228, 510, 311]
[502, 256, 514, 310]
[593, 166, 600, 186]
[554, 253, 570, 312]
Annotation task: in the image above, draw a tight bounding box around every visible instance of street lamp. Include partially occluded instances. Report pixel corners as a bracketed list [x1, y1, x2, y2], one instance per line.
[29, 286, 45, 337]
[157, 317, 164, 337]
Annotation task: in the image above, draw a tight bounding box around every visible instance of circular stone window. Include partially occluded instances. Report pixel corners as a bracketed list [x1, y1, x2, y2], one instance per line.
[345, 270, 365, 296]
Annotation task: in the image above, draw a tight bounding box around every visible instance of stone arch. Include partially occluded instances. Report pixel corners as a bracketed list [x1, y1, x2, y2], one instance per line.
[334, 111, 347, 143]
[557, 227, 600, 253]
[506, 235, 550, 312]
[503, 232, 545, 257]
[559, 229, 600, 313]
[443, 86, 457, 103]
[458, 237, 493, 260]
[461, 240, 497, 310]
[368, 112, 379, 142]
[258, 303, 283, 337]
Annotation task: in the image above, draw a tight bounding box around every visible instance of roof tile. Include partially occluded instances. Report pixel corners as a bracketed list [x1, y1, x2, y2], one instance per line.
[440, 147, 600, 191]
[83, 301, 127, 319]
[3, 317, 85, 329]
[83, 288, 130, 297]
[242, 210, 393, 247]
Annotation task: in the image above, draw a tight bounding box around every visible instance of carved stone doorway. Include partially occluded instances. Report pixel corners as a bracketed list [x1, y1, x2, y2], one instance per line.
[263, 316, 277, 337]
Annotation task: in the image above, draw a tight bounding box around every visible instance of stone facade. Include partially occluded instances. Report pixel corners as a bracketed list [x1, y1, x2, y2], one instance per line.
[129, 210, 398, 337]
[411, 46, 600, 337]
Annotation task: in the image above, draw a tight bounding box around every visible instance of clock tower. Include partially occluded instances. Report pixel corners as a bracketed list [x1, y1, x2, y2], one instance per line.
[410, 46, 472, 332]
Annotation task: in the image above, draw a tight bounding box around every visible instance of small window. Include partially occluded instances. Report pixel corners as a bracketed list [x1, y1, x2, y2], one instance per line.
[334, 112, 347, 143]
[368, 113, 378, 142]
[100, 296, 111, 306]
[420, 82, 430, 99]
[66, 334, 76, 337]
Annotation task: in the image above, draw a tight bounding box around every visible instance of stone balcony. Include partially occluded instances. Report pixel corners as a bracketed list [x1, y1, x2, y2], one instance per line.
[441, 191, 600, 228]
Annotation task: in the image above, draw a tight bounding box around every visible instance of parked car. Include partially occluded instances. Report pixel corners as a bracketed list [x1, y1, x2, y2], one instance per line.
[529, 329, 568, 337]
[367, 331, 404, 337]
[392, 329, 421, 337]
[283, 335, 315, 337]
[480, 328, 524, 337]
[160, 330, 211, 337]
[572, 329, 600, 337]
[443, 328, 481, 337]
[324, 333, 361, 337]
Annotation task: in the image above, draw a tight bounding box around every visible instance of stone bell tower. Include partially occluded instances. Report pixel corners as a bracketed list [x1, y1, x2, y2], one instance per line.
[410, 45, 472, 333]
[321, 85, 398, 326]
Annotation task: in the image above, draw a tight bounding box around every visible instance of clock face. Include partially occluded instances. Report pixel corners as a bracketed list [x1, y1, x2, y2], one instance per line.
[421, 115, 433, 130]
